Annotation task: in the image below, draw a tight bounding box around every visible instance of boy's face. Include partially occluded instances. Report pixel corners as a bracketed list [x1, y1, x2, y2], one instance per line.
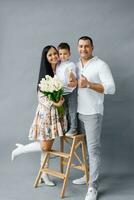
[58, 49, 70, 62]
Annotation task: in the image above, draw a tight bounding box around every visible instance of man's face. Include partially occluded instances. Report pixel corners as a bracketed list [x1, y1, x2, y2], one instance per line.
[77, 39, 93, 60]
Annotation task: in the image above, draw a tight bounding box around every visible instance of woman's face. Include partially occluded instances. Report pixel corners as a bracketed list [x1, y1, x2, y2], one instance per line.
[46, 47, 59, 65]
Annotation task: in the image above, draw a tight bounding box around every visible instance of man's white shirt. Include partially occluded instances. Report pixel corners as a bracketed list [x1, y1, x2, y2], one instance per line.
[77, 56, 116, 115]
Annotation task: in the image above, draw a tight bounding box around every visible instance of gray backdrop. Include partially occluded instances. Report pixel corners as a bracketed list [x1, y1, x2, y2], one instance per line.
[0, 0, 134, 200]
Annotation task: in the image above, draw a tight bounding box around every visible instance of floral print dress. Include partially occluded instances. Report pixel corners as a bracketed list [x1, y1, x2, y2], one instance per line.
[29, 92, 67, 141]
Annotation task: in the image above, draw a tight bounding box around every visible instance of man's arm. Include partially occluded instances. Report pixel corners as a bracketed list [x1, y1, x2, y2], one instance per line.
[78, 63, 115, 95]
[86, 81, 104, 93]
[78, 76, 104, 93]
[99, 62, 116, 95]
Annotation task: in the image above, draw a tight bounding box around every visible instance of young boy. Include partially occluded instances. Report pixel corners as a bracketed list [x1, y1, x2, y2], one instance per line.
[56, 42, 77, 136]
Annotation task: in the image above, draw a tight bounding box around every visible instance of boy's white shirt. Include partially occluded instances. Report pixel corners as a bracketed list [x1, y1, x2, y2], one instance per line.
[56, 60, 77, 94]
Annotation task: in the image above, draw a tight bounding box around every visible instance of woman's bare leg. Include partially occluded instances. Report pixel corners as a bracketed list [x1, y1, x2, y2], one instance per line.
[40, 139, 54, 151]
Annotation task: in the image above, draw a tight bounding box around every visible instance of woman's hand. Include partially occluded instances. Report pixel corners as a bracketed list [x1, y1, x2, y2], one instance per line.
[52, 96, 64, 107]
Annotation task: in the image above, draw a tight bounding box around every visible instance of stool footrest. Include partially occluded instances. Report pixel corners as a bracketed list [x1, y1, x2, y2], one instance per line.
[62, 161, 85, 171]
[41, 167, 65, 179]
[49, 150, 70, 158]
[63, 134, 85, 139]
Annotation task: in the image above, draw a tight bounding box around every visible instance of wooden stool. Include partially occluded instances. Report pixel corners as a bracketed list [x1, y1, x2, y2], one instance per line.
[34, 134, 89, 198]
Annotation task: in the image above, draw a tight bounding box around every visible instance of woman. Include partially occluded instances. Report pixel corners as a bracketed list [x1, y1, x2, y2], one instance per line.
[12, 46, 66, 186]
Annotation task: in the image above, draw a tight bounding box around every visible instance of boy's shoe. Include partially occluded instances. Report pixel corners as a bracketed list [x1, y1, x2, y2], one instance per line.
[65, 129, 77, 136]
[85, 187, 98, 200]
[72, 175, 86, 185]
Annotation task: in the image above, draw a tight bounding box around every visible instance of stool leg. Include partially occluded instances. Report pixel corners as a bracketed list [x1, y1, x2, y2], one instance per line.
[34, 152, 49, 187]
[81, 139, 89, 185]
[60, 136, 64, 173]
[60, 138, 76, 198]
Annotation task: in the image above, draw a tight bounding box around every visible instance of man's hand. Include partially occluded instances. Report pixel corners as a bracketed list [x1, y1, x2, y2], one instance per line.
[78, 75, 104, 93]
[78, 75, 88, 88]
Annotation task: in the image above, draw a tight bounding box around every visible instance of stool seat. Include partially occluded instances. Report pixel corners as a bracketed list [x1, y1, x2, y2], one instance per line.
[34, 134, 88, 198]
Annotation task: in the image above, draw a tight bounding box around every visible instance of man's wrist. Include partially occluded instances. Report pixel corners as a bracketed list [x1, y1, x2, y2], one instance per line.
[87, 81, 92, 88]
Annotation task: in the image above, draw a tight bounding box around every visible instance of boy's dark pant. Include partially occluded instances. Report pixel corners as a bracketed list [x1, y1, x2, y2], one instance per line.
[63, 88, 77, 131]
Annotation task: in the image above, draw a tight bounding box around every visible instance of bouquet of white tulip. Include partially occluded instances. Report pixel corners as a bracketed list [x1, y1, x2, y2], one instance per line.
[39, 75, 64, 115]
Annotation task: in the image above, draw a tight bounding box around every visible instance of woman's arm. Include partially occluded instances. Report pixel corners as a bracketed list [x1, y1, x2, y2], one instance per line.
[38, 91, 64, 108]
[38, 91, 53, 108]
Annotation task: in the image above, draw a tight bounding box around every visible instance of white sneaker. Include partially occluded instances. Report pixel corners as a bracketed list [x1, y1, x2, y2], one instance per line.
[85, 187, 97, 200]
[72, 175, 86, 185]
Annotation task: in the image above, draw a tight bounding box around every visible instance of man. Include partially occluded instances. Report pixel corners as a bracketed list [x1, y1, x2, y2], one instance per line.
[72, 36, 115, 200]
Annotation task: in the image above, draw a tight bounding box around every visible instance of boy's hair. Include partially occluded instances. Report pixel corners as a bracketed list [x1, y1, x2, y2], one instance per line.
[58, 42, 70, 51]
[78, 36, 93, 47]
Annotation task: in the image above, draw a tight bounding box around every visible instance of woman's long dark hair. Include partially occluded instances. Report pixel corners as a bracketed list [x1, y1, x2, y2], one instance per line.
[37, 45, 58, 91]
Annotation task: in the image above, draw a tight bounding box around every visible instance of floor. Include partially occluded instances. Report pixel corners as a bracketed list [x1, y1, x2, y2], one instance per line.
[1, 151, 134, 200]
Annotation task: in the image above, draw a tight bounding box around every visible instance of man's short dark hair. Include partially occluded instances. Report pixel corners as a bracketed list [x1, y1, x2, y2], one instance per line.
[58, 42, 70, 51]
[78, 36, 93, 46]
